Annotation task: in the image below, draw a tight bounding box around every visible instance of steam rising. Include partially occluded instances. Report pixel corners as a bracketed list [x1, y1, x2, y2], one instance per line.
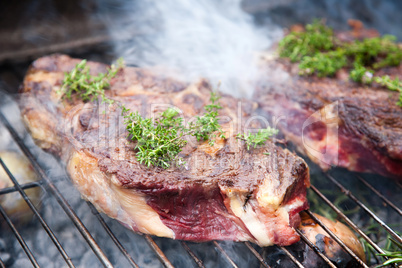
[107, 0, 282, 97]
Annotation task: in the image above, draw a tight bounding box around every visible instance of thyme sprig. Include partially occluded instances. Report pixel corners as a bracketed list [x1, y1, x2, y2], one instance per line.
[61, 59, 228, 169]
[278, 20, 402, 107]
[188, 91, 226, 146]
[123, 92, 226, 169]
[374, 76, 402, 106]
[60, 58, 124, 104]
[278, 20, 335, 62]
[122, 106, 187, 169]
[236, 127, 278, 150]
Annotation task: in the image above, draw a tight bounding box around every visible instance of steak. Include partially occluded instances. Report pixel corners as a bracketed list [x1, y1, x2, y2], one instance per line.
[19, 54, 310, 246]
[255, 53, 402, 179]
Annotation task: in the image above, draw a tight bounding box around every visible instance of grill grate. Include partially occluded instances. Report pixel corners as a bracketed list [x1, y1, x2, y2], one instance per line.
[0, 103, 401, 268]
[0, 158, 74, 267]
[0, 199, 39, 267]
[325, 174, 401, 245]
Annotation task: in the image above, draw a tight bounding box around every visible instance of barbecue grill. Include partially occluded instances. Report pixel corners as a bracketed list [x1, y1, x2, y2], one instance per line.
[0, 104, 400, 268]
[0, 1, 401, 267]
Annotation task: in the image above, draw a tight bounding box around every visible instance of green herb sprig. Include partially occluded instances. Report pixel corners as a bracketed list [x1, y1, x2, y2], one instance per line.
[278, 20, 402, 107]
[376, 238, 402, 268]
[349, 63, 373, 84]
[188, 91, 226, 146]
[122, 106, 187, 169]
[236, 127, 278, 150]
[123, 92, 226, 169]
[60, 58, 124, 104]
[361, 224, 402, 267]
[298, 49, 347, 77]
[61, 60, 228, 169]
[278, 20, 335, 62]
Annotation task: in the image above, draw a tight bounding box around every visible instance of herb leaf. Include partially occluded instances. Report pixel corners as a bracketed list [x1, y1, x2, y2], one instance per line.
[375, 238, 402, 268]
[123, 109, 187, 169]
[188, 91, 226, 146]
[278, 20, 402, 107]
[299, 49, 347, 77]
[123, 91, 226, 169]
[62, 60, 229, 169]
[350, 63, 373, 84]
[279, 19, 335, 62]
[236, 127, 279, 150]
[374, 76, 402, 106]
[60, 58, 124, 104]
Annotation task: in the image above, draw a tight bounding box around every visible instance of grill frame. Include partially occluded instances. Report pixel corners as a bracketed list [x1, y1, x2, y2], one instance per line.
[0, 84, 401, 268]
[0, 1, 401, 264]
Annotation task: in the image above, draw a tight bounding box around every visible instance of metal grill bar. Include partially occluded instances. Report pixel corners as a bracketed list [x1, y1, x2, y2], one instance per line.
[213, 241, 238, 268]
[278, 246, 303, 268]
[86, 202, 139, 268]
[0, 113, 113, 268]
[305, 210, 368, 268]
[0, 204, 39, 267]
[180, 242, 205, 268]
[0, 158, 75, 267]
[0, 257, 5, 268]
[0, 33, 143, 64]
[0, 181, 42, 195]
[244, 242, 270, 268]
[144, 235, 174, 268]
[357, 176, 402, 216]
[295, 229, 337, 268]
[0, 35, 109, 63]
[325, 174, 402, 244]
[309, 185, 388, 257]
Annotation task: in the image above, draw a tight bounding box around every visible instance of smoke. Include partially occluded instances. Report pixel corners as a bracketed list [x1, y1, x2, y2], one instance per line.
[105, 0, 282, 97]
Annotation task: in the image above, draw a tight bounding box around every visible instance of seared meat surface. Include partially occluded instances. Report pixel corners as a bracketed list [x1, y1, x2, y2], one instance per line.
[255, 57, 402, 179]
[19, 54, 310, 246]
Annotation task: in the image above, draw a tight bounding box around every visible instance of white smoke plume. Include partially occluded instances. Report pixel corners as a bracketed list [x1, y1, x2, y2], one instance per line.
[106, 0, 282, 97]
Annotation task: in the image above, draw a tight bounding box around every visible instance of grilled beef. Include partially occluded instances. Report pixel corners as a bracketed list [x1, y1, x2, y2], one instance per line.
[19, 54, 310, 246]
[255, 55, 402, 179]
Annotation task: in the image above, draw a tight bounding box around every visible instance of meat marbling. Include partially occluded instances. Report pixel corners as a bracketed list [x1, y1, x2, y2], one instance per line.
[19, 54, 310, 246]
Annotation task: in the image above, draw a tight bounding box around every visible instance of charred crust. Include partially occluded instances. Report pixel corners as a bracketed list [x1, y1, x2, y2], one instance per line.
[243, 192, 252, 210]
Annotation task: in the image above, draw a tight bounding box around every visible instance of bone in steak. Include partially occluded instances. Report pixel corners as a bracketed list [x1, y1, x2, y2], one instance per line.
[19, 54, 310, 246]
[255, 55, 402, 180]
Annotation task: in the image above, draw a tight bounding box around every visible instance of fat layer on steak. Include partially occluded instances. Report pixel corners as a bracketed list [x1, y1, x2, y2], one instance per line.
[255, 56, 402, 179]
[19, 54, 310, 246]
